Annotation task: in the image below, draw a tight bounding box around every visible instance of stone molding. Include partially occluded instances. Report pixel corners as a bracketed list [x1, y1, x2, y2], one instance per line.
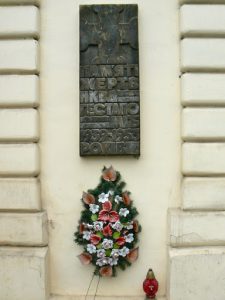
[169, 209, 225, 247]
[181, 73, 225, 106]
[0, 39, 39, 73]
[182, 108, 225, 141]
[0, 3, 49, 300]
[168, 247, 225, 300]
[180, 4, 225, 36]
[168, 2, 225, 299]
[0, 144, 40, 176]
[182, 142, 225, 175]
[0, 75, 39, 107]
[0, 212, 48, 246]
[0, 6, 39, 38]
[50, 297, 166, 300]
[180, 0, 225, 3]
[0, 108, 39, 142]
[0, 247, 49, 300]
[0, 178, 41, 211]
[0, 0, 40, 5]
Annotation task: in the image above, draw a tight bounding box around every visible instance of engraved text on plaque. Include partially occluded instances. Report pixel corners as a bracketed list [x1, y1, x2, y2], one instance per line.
[80, 5, 140, 156]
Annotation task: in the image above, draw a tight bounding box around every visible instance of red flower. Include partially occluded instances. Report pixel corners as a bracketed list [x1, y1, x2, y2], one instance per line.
[98, 210, 109, 222]
[78, 252, 92, 265]
[82, 192, 95, 205]
[103, 224, 113, 237]
[99, 266, 113, 277]
[90, 234, 101, 245]
[116, 237, 125, 246]
[126, 247, 139, 263]
[102, 166, 117, 182]
[102, 201, 112, 211]
[98, 199, 119, 222]
[122, 192, 131, 206]
[109, 211, 120, 222]
[98, 210, 119, 223]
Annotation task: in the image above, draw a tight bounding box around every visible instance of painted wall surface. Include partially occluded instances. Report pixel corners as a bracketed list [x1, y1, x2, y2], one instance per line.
[40, 0, 180, 297]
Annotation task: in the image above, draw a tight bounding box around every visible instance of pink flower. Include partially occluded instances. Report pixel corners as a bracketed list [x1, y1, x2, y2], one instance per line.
[78, 252, 92, 265]
[126, 247, 139, 263]
[79, 223, 85, 234]
[99, 266, 113, 277]
[82, 192, 95, 205]
[122, 192, 131, 206]
[133, 220, 139, 233]
[102, 166, 117, 182]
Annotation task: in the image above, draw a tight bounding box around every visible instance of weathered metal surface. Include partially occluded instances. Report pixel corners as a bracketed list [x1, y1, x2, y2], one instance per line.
[80, 5, 140, 156]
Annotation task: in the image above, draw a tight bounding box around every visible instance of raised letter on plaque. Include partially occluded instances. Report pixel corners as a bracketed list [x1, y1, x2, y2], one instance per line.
[80, 5, 140, 156]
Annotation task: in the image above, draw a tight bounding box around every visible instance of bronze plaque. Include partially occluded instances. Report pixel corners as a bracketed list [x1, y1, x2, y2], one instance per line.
[80, 5, 140, 156]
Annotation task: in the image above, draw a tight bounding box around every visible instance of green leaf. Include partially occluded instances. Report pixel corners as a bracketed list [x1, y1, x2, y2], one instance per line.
[105, 249, 111, 257]
[113, 232, 120, 239]
[97, 243, 102, 249]
[91, 214, 98, 221]
[113, 243, 120, 249]
[96, 232, 103, 238]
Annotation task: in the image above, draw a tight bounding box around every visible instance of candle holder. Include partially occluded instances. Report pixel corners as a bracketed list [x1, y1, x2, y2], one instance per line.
[143, 269, 159, 299]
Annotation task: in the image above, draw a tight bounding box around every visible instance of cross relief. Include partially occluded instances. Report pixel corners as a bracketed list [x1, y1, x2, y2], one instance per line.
[80, 5, 138, 65]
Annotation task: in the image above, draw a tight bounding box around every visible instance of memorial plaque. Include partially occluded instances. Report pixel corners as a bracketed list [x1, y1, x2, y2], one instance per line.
[80, 4, 140, 156]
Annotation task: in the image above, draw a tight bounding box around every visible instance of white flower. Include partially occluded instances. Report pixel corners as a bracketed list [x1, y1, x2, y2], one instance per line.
[98, 192, 109, 203]
[119, 246, 130, 257]
[110, 257, 118, 266]
[112, 221, 123, 232]
[93, 221, 103, 231]
[109, 190, 114, 196]
[83, 231, 91, 240]
[86, 223, 93, 230]
[119, 208, 129, 217]
[114, 195, 122, 203]
[96, 258, 106, 266]
[97, 249, 106, 258]
[125, 233, 134, 243]
[102, 238, 113, 249]
[111, 249, 120, 258]
[87, 244, 96, 254]
[124, 222, 133, 230]
[89, 204, 99, 214]
[96, 257, 112, 266]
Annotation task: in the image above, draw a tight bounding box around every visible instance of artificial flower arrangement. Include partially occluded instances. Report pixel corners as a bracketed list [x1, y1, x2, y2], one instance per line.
[74, 166, 141, 277]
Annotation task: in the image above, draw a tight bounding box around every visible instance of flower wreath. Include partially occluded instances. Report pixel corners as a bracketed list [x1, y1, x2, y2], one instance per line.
[74, 166, 141, 277]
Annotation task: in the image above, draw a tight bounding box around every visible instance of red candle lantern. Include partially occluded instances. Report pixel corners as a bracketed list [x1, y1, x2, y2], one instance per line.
[143, 269, 159, 299]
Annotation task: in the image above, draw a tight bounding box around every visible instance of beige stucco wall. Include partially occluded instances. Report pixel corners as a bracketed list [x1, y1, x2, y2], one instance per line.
[40, 0, 180, 298]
